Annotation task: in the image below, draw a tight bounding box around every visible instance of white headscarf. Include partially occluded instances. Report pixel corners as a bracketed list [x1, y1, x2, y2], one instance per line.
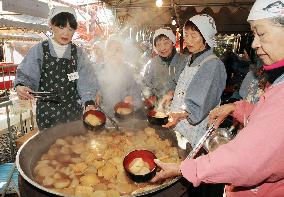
[48, 6, 77, 20]
[186, 14, 217, 48]
[247, 0, 284, 21]
[152, 28, 176, 53]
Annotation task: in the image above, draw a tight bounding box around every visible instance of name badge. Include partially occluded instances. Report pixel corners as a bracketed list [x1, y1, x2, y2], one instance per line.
[67, 72, 79, 81]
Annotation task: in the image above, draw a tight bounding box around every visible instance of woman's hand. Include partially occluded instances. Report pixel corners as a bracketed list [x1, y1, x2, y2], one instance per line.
[209, 103, 236, 128]
[16, 86, 34, 100]
[151, 159, 181, 183]
[124, 96, 133, 105]
[144, 95, 157, 109]
[162, 111, 188, 128]
[157, 90, 174, 110]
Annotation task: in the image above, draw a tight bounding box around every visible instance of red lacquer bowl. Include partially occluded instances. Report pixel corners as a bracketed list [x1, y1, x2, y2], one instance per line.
[82, 110, 106, 130]
[114, 102, 134, 120]
[123, 150, 157, 183]
[147, 110, 169, 126]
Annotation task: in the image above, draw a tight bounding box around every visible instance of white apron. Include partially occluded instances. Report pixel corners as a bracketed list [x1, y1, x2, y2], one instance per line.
[171, 55, 218, 147]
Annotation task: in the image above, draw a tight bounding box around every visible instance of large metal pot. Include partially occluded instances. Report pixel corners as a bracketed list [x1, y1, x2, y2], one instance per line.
[16, 119, 192, 197]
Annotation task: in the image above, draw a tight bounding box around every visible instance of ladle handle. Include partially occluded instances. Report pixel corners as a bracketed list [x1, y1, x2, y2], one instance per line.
[30, 91, 62, 103]
[97, 106, 120, 131]
[188, 122, 216, 158]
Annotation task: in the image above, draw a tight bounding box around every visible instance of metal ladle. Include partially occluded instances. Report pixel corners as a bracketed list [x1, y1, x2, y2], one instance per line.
[30, 91, 62, 103]
[97, 105, 120, 131]
[188, 121, 216, 158]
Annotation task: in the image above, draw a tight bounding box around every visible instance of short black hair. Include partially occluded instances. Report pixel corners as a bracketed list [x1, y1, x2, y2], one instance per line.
[51, 12, 78, 30]
[154, 34, 172, 46]
[183, 20, 206, 44]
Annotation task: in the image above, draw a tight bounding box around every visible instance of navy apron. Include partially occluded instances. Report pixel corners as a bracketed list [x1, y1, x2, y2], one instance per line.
[36, 41, 83, 130]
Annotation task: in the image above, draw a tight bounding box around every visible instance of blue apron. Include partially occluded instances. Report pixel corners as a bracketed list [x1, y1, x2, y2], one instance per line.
[171, 55, 218, 147]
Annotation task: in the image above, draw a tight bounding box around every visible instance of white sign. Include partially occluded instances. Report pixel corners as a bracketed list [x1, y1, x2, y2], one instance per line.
[67, 72, 79, 81]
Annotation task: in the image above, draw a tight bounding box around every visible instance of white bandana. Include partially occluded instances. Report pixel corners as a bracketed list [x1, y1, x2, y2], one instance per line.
[48, 6, 77, 20]
[248, 0, 284, 21]
[152, 28, 176, 53]
[187, 14, 217, 48]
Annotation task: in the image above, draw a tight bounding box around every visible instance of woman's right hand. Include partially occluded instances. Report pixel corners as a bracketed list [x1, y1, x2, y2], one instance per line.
[150, 159, 181, 183]
[162, 111, 188, 128]
[144, 95, 157, 109]
[158, 90, 174, 110]
[16, 86, 34, 100]
[95, 92, 101, 108]
[209, 103, 236, 128]
[124, 96, 133, 105]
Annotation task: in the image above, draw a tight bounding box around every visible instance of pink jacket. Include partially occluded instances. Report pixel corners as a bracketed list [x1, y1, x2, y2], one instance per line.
[180, 80, 284, 197]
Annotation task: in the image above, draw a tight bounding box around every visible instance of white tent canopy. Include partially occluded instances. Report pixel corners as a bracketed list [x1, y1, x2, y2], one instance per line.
[0, 14, 48, 32]
[0, 0, 95, 32]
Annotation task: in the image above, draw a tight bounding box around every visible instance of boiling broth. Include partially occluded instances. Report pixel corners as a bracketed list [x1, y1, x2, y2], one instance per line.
[33, 127, 181, 196]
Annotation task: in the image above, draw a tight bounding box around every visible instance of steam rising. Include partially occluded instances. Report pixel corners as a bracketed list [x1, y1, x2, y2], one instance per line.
[89, 7, 174, 115]
[91, 35, 142, 116]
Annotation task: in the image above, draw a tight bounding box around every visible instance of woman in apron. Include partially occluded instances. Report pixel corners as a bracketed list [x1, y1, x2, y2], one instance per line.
[142, 28, 187, 108]
[15, 6, 98, 130]
[163, 15, 227, 147]
[95, 35, 142, 116]
[152, 0, 284, 196]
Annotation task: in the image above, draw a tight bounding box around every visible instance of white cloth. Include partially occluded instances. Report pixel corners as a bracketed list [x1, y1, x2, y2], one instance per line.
[50, 38, 68, 58]
[248, 0, 284, 21]
[48, 6, 77, 20]
[152, 28, 176, 53]
[186, 14, 217, 48]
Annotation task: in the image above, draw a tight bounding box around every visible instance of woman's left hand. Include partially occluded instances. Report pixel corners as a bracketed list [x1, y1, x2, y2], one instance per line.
[124, 96, 133, 105]
[151, 159, 181, 182]
[162, 111, 188, 128]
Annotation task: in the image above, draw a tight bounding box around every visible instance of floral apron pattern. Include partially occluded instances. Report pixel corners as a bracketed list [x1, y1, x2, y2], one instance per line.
[245, 79, 264, 104]
[171, 55, 218, 147]
[36, 41, 83, 130]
